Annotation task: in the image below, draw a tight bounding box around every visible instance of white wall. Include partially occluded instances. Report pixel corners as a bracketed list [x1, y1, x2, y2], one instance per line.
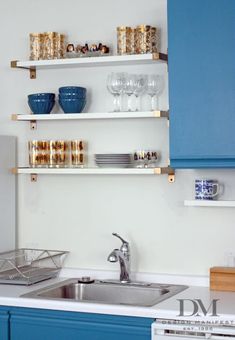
[0, 0, 235, 276]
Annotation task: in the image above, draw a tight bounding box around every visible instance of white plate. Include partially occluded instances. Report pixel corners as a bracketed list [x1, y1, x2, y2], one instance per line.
[96, 164, 131, 168]
[95, 155, 131, 158]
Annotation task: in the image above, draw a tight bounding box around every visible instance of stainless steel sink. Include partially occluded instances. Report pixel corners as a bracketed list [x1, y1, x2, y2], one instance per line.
[22, 279, 187, 307]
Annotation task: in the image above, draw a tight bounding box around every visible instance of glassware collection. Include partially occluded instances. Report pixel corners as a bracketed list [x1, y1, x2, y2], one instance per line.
[117, 25, 159, 55]
[29, 24, 159, 60]
[28, 143, 158, 169]
[28, 140, 86, 168]
[107, 73, 164, 112]
[30, 32, 66, 60]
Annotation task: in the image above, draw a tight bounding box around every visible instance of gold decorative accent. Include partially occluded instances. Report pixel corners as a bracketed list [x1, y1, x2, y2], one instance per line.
[11, 114, 18, 121]
[31, 174, 38, 182]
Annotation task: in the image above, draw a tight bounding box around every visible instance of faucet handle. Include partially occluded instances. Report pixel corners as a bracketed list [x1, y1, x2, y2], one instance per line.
[112, 233, 129, 245]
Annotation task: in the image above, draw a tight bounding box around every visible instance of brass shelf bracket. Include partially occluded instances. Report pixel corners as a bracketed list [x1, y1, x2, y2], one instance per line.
[11, 168, 18, 175]
[31, 174, 38, 182]
[153, 110, 169, 119]
[30, 120, 37, 130]
[11, 60, 36, 79]
[154, 167, 175, 183]
[152, 52, 168, 63]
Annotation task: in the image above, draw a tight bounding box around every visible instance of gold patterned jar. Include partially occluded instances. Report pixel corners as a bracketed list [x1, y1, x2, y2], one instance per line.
[135, 25, 152, 54]
[53, 33, 66, 59]
[28, 140, 50, 167]
[70, 140, 86, 167]
[42, 32, 56, 60]
[150, 27, 158, 53]
[49, 140, 69, 168]
[29, 33, 43, 60]
[117, 26, 135, 55]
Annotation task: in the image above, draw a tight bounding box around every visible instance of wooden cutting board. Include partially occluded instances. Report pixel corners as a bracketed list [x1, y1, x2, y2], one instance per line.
[210, 267, 235, 291]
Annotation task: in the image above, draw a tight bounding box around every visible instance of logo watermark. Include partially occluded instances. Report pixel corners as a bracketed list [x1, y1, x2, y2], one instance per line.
[177, 299, 219, 317]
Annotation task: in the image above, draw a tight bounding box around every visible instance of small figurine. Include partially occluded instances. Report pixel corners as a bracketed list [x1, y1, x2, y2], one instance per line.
[66, 43, 75, 53]
[90, 44, 98, 52]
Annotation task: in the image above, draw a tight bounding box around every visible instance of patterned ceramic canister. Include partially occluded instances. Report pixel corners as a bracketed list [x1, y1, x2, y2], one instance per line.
[195, 179, 220, 200]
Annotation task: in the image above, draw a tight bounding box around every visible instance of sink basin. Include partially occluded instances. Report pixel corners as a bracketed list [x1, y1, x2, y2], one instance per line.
[22, 279, 187, 307]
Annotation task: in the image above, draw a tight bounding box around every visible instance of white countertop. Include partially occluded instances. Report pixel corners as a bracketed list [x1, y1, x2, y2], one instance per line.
[0, 269, 234, 322]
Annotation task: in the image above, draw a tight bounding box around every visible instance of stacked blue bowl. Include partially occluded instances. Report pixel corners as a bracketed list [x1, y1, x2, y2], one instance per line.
[28, 93, 55, 114]
[59, 86, 87, 113]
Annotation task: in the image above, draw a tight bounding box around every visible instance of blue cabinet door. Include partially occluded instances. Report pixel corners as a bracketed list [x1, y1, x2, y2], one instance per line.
[0, 308, 9, 340]
[10, 307, 154, 340]
[168, 0, 235, 168]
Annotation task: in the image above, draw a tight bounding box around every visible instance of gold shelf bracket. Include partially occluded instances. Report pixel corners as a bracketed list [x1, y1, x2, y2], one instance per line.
[154, 167, 175, 183]
[152, 53, 168, 63]
[11, 168, 18, 175]
[11, 60, 36, 79]
[30, 120, 37, 130]
[11, 114, 18, 121]
[153, 110, 169, 119]
[31, 174, 38, 182]
[29, 67, 36, 79]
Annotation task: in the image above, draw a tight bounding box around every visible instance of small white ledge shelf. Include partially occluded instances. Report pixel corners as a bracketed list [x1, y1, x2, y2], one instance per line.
[11, 53, 167, 79]
[13, 167, 175, 183]
[184, 200, 235, 208]
[12, 111, 169, 122]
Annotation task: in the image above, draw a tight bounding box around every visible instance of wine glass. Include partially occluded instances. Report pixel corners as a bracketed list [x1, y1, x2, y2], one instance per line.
[107, 73, 127, 112]
[146, 75, 164, 111]
[133, 74, 147, 111]
[123, 74, 137, 112]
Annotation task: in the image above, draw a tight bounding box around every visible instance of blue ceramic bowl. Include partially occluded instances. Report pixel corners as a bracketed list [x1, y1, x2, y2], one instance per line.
[28, 99, 55, 114]
[59, 87, 86, 97]
[28, 93, 55, 101]
[59, 93, 86, 100]
[59, 98, 86, 113]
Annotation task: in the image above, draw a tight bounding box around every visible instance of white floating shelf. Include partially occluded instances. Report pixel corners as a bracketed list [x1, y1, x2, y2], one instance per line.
[13, 167, 175, 183]
[12, 111, 169, 122]
[184, 200, 235, 208]
[11, 53, 167, 78]
[15, 167, 164, 175]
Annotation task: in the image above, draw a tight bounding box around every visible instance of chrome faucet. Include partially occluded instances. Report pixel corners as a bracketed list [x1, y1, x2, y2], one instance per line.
[107, 233, 131, 283]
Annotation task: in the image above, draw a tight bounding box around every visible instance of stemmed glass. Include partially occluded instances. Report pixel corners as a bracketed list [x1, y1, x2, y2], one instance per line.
[123, 74, 137, 112]
[107, 73, 127, 112]
[146, 75, 164, 111]
[133, 75, 147, 111]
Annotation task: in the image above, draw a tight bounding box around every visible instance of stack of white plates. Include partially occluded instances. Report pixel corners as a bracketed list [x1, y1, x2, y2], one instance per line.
[95, 154, 132, 168]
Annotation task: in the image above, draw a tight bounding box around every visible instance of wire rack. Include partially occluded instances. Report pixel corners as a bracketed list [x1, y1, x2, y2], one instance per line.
[0, 248, 69, 285]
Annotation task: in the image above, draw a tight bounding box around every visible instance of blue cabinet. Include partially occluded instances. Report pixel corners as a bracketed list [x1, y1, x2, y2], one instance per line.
[10, 307, 154, 340]
[0, 308, 9, 340]
[168, 0, 235, 168]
